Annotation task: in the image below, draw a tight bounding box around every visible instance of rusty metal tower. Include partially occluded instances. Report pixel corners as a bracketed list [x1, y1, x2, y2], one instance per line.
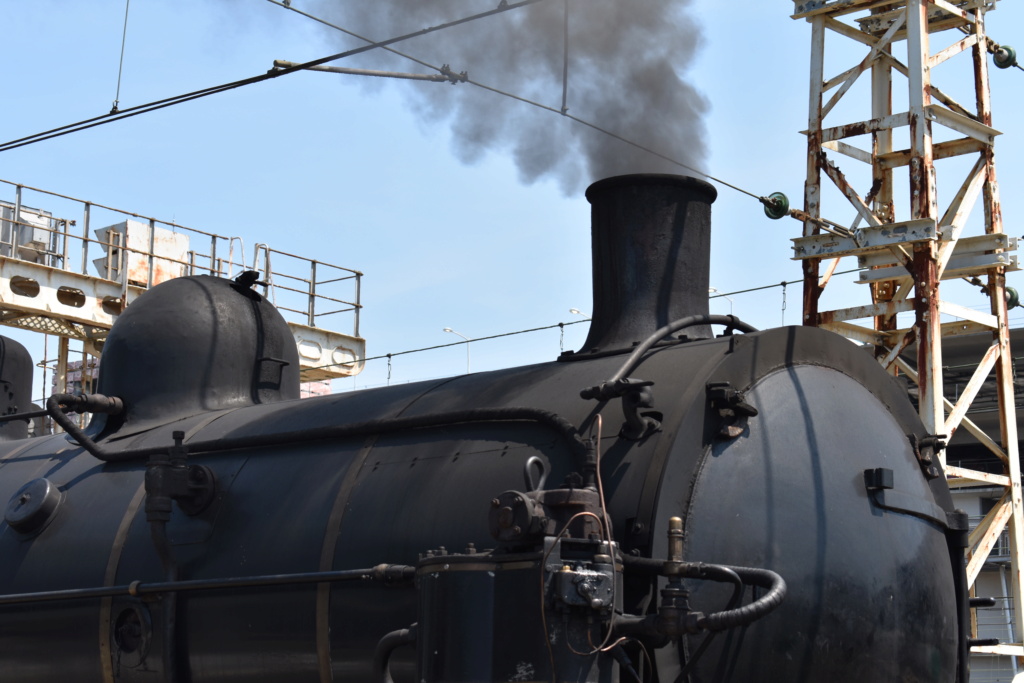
[790, 0, 1022, 663]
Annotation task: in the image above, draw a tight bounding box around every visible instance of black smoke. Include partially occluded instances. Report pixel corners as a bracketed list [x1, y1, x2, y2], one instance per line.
[316, 0, 708, 194]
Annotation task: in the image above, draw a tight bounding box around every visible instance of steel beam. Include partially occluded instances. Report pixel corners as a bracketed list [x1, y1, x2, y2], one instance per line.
[793, 0, 1023, 660]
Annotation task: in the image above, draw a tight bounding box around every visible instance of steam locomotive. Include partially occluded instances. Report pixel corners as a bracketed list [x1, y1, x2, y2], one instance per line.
[0, 174, 968, 682]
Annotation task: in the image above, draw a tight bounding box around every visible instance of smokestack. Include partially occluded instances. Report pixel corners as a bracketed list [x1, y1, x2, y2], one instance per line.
[577, 174, 716, 355]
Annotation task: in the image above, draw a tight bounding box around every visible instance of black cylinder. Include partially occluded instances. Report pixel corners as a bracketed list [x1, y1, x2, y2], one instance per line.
[0, 335, 33, 441]
[96, 275, 300, 426]
[578, 174, 716, 354]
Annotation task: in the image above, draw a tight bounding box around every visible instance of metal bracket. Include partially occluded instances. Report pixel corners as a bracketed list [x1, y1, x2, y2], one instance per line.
[909, 433, 947, 480]
[864, 467, 966, 535]
[706, 382, 758, 440]
[580, 378, 660, 441]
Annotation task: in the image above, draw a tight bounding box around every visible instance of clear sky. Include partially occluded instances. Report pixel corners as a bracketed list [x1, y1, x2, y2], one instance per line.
[2, 1, 1022, 396]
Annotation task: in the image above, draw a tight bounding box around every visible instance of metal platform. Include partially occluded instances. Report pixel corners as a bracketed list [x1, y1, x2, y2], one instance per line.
[0, 181, 365, 384]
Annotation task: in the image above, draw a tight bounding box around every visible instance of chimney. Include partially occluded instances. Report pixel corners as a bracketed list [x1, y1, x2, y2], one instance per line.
[577, 174, 716, 355]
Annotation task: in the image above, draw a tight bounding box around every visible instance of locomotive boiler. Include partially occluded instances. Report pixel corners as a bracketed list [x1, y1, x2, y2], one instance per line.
[0, 174, 968, 682]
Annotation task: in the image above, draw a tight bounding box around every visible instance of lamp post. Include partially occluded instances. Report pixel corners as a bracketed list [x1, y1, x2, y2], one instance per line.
[443, 327, 471, 374]
[569, 308, 591, 320]
[708, 287, 733, 316]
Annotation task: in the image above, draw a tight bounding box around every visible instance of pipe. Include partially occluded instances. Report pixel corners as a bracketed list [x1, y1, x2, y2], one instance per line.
[151, 519, 181, 683]
[63, 405, 588, 472]
[0, 408, 51, 423]
[373, 624, 418, 683]
[619, 556, 786, 632]
[0, 565, 417, 607]
[580, 315, 757, 403]
[697, 565, 786, 632]
[608, 315, 758, 385]
[44, 393, 123, 458]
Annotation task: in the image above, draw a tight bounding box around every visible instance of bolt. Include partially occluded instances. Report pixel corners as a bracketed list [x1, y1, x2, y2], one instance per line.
[491, 498, 500, 508]
[632, 521, 645, 535]
[512, 525, 522, 535]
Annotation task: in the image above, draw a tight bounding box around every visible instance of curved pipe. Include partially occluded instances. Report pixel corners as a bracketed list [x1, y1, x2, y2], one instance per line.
[697, 565, 786, 632]
[620, 556, 786, 632]
[45, 394, 123, 459]
[609, 315, 758, 384]
[373, 624, 418, 683]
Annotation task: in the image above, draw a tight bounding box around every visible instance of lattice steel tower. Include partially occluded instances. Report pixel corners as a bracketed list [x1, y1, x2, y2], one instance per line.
[789, 0, 1022, 665]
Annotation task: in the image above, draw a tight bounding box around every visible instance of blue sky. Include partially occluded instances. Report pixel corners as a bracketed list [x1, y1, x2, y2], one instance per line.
[2, 1, 1022, 394]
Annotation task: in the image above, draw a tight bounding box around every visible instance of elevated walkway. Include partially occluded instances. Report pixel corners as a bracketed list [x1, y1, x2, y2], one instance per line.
[0, 182, 364, 383]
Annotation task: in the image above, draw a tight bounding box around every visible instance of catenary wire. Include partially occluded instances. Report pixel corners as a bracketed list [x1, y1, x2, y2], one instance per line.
[266, 0, 764, 201]
[3, 0, 768, 207]
[0, 0, 547, 153]
[356, 319, 588, 368]
[312, 275, 854, 377]
[111, 0, 132, 114]
[263, 0, 455, 76]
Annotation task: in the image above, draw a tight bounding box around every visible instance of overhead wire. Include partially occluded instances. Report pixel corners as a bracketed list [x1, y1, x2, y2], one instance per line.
[354, 319, 588, 369]
[111, 0, 132, 114]
[0, 0, 546, 154]
[322, 274, 853, 380]
[560, 0, 570, 114]
[266, 0, 766, 202]
[3, 0, 772, 208]
[263, 0, 455, 76]
[8, 3, 1019, 222]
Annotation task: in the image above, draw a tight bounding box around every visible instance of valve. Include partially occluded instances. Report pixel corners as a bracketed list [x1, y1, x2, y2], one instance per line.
[762, 192, 790, 220]
[145, 431, 217, 521]
[994, 45, 1018, 69]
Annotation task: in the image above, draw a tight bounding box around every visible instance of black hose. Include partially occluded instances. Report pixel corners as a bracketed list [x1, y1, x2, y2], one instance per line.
[373, 624, 418, 683]
[609, 315, 758, 385]
[697, 566, 786, 632]
[675, 567, 743, 682]
[44, 393, 123, 459]
[619, 556, 786, 632]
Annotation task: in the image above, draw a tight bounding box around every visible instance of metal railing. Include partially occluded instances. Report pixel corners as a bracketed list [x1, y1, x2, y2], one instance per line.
[0, 179, 362, 338]
[252, 243, 361, 336]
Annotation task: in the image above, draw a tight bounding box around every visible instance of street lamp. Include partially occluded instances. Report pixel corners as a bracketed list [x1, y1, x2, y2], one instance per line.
[708, 287, 733, 315]
[569, 308, 591, 320]
[443, 327, 471, 374]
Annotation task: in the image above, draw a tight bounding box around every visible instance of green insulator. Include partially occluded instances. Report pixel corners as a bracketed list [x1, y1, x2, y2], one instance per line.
[1006, 287, 1020, 310]
[763, 192, 790, 220]
[994, 45, 1017, 69]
